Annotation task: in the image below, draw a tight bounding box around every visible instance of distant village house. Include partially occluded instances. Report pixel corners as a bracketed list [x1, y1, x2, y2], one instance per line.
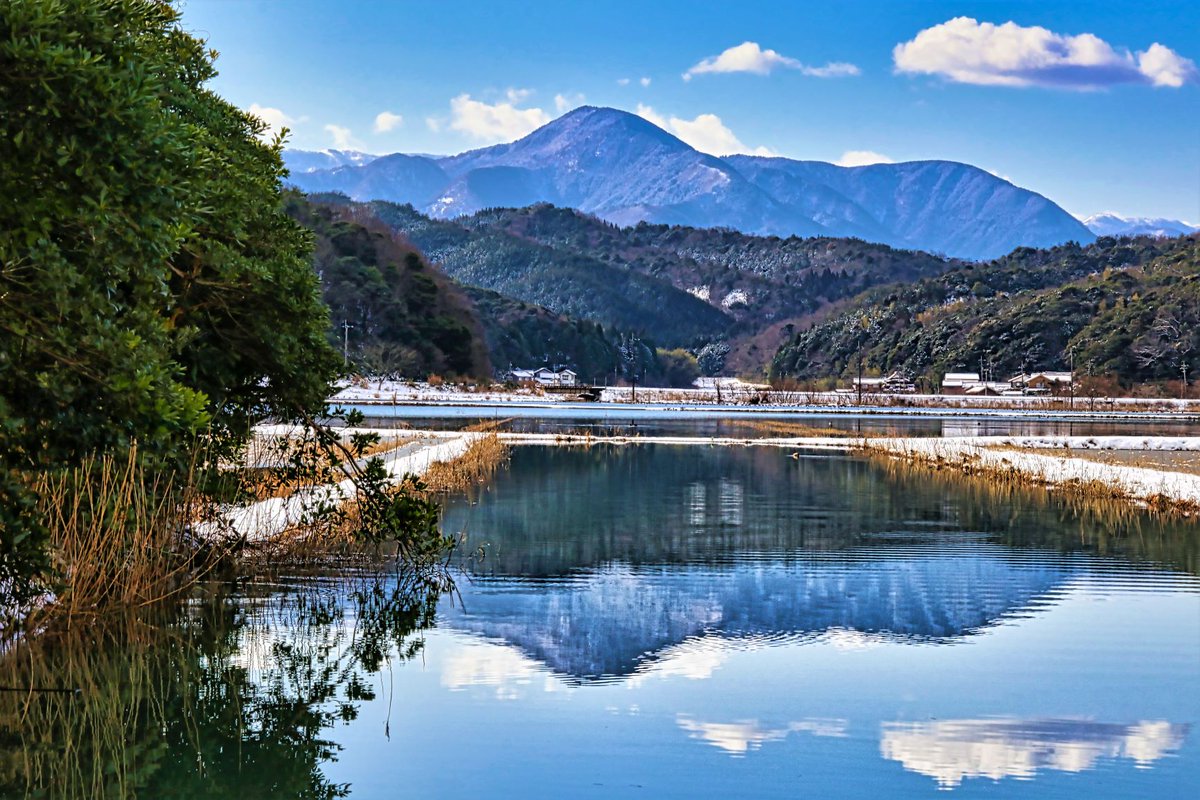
[940, 372, 982, 395]
[1007, 371, 1074, 396]
[852, 372, 917, 394]
[505, 366, 578, 387]
[941, 370, 1074, 396]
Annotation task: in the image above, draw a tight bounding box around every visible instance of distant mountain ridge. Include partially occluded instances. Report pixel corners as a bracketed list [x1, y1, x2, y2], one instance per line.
[284, 106, 1094, 260]
[1082, 212, 1198, 239]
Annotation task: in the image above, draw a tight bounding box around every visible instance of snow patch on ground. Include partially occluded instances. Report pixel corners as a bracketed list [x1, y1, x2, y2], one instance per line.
[868, 437, 1200, 507]
[197, 434, 478, 541]
[721, 289, 749, 308]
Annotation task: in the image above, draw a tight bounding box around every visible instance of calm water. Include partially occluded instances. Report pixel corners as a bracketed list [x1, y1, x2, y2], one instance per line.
[3, 445, 1199, 798]
[345, 401, 1200, 439]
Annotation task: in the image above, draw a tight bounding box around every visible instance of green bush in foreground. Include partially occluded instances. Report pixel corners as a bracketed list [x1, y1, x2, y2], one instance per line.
[0, 0, 339, 596]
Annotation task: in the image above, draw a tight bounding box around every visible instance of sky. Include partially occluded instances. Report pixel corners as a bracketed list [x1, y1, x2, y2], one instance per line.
[180, 0, 1200, 222]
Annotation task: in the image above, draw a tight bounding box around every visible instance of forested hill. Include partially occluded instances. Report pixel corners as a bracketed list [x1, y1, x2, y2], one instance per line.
[352, 200, 959, 356]
[287, 197, 491, 379]
[771, 235, 1200, 386]
[292, 196, 676, 383]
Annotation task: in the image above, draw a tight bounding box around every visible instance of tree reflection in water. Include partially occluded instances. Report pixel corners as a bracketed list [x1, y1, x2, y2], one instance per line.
[0, 569, 447, 799]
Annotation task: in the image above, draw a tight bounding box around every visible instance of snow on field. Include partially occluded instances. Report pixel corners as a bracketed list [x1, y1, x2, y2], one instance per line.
[330, 380, 1200, 418]
[331, 380, 558, 406]
[866, 437, 1200, 507]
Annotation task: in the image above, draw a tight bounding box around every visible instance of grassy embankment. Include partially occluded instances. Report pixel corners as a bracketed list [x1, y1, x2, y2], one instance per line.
[5, 431, 509, 638]
[857, 438, 1200, 516]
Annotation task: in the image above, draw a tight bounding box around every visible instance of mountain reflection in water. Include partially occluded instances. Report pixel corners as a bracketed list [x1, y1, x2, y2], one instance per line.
[441, 445, 1196, 682]
[441, 552, 1070, 680]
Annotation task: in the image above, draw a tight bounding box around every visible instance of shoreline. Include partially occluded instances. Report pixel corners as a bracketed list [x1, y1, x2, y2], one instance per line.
[335, 400, 1200, 424]
[330, 381, 1200, 420]
[256, 425, 1200, 519]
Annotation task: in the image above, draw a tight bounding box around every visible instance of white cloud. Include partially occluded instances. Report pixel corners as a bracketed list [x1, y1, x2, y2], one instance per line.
[636, 103, 775, 156]
[640, 76, 652, 87]
[323, 123, 355, 149]
[425, 117, 442, 132]
[372, 111, 404, 133]
[894, 17, 1198, 89]
[635, 102, 669, 129]
[247, 103, 294, 140]
[617, 77, 631, 86]
[835, 150, 895, 167]
[684, 41, 860, 80]
[800, 62, 861, 78]
[1138, 42, 1197, 88]
[554, 92, 586, 114]
[448, 91, 551, 143]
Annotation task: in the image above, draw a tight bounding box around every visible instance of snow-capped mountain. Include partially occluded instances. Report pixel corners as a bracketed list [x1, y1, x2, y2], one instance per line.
[284, 106, 1094, 260]
[1082, 212, 1198, 239]
[282, 149, 378, 174]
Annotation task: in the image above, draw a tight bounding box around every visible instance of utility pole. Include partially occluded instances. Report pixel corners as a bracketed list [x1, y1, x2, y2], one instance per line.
[1183, 363, 1190, 401]
[1068, 347, 1076, 410]
[857, 356, 863, 405]
[342, 319, 352, 366]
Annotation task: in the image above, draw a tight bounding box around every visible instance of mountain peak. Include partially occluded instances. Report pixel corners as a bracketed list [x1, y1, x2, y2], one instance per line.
[474, 104, 691, 161]
[284, 107, 1096, 259]
[1083, 212, 1198, 238]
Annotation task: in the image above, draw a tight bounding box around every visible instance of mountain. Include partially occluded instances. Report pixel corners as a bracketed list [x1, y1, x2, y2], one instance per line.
[364, 200, 734, 346]
[725, 156, 1092, 259]
[286, 195, 491, 379]
[284, 106, 1093, 260]
[282, 149, 378, 174]
[289, 153, 449, 206]
[771, 234, 1200, 387]
[1082, 212, 1198, 239]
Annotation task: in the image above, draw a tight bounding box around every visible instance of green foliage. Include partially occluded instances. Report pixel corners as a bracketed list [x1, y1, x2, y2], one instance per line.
[770, 235, 1198, 386]
[0, 0, 339, 593]
[656, 348, 701, 388]
[697, 342, 731, 377]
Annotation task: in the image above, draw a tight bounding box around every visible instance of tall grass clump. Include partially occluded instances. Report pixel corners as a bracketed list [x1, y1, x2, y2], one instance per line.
[420, 434, 510, 496]
[13, 445, 218, 632]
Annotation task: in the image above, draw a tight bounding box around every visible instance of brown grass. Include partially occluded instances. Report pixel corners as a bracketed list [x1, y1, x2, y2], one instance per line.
[860, 439, 1200, 516]
[734, 419, 863, 438]
[420, 434, 509, 496]
[0, 620, 174, 799]
[463, 417, 514, 433]
[25, 448, 216, 628]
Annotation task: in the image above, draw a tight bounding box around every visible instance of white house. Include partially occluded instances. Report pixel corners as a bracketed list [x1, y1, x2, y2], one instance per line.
[507, 367, 578, 387]
[941, 372, 982, 395]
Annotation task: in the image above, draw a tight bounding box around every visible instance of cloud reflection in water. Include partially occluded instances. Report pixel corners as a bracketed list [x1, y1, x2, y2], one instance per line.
[880, 717, 1190, 788]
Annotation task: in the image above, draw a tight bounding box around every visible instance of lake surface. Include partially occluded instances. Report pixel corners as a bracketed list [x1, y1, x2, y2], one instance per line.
[4, 445, 1199, 798]
[344, 401, 1200, 439]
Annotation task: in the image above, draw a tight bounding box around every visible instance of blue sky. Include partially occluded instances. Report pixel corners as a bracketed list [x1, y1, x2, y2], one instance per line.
[181, 0, 1199, 222]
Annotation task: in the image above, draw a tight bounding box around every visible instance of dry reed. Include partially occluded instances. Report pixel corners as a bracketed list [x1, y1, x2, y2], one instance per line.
[24, 448, 216, 629]
[734, 419, 863, 438]
[420, 433, 509, 496]
[859, 439, 1200, 516]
